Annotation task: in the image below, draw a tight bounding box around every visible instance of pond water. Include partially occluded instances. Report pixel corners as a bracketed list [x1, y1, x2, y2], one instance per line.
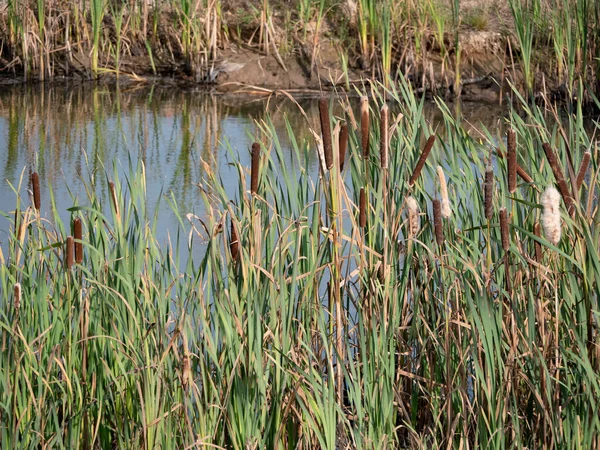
[0, 83, 508, 260]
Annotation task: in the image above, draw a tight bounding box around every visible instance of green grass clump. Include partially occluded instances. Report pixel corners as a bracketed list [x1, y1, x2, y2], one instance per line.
[2, 81, 600, 448]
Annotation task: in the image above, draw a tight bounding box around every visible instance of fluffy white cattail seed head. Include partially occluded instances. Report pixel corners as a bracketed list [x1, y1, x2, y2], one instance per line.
[437, 166, 451, 218]
[541, 186, 561, 246]
[406, 196, 420, 238]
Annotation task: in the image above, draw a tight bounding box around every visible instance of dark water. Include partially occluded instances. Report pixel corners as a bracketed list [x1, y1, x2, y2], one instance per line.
[0, 83, 507, 259]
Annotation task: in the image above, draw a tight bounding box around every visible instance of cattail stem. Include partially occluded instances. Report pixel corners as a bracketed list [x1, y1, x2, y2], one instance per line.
[534, 222, 542, 262]
[251, 142, 261, 195]
[73, 217, 83, 264]
[542, 143, 574, 216]
[380, 104, 389, 170]
[484, 164, 494, 220]
[409, 135, 436, 186]
[359, 188, 366, 228]
[66, 236, 74, 270]
[361, 96, 369, 159]
[339, 123, 348, 171]
[31, 171, 41, 211]
[433, 199, 444, 246]
[500, 207, 510, 251]
[230, 219, 240, 262]
[319, 98, 333, 170]
[575, 151, 591, 194]
[507, 129, 517, 194]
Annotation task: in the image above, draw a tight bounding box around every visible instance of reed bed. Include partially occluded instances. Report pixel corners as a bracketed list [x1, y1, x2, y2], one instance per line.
[1, 80, 600, 449]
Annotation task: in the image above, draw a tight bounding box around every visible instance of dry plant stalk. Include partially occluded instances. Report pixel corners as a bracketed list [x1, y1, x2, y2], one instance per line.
[251, 142, 261, 195]
[319, 98, 333, 170]
[31, 171, 41, 211]
[66, 236, 74, 270]
[359, 188, 366, 228]
[361, 96, 369, 159]
[181, 351, 191, 393]
[74, 217, 83, 264]
[406, 196, 420, 238]
[575, 151, 591, 193]
[437, 166, 451, 218]
[534, 222, 542, 262]
[541, 186, 561, 246]
[409, 135, 436, 186]
[339, 123, 348, 171]
[433, 199, 444, 246]
[500, 207, 509, 251]
[380, 104, 389, 169]
[230, 219, 240, 262]
[542, 143, 574, 215]
[507, 129, 517, 194]
[484, 164, 494, 220]
[109, 182, 120, 220]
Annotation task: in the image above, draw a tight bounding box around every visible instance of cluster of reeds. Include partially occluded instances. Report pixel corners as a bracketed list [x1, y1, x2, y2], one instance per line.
[2, 80, 600, 448]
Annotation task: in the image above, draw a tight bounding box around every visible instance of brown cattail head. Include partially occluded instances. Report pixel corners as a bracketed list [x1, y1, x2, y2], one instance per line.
[575, 151, 591, 194]
[541, 185, 561, 246]
[507, 129, 517, 194]
[181, 351, 191, 392]
[31, 171, 41, 211]
[380, 104, 389, 170]
[406, 196, 420, 238]
[73, 217, 83, 264]
[484, 163, 494, 220]
[108, 181, 120, 219]
[437, 166, 451, 218]
[251, 142, 261, 195]
[360, 96, 369, 159]
[13, 282, 21, 311]
[500, 207, 510, 251]
[534, 222, 542, 262]
[542, 142, 574, 216]
[359, 188, 367, 228]
[433, 199, 444, 246]
[319, 98, 333, 170]
[66, 236, 74, 270]
[409, 135, 436, 186]
[339, 123, 348, 171]
[230, 219, 239, 262]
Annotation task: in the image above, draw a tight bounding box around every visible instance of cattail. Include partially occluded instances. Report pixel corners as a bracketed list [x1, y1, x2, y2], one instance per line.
[484, 163, 494, 220]
[230, 219, 239, 262]
[507, 129, 517, 194]
[181, 351, 191, 392]
[433, 199, 444, 246]
[319, 98, 333, 170]
[437, 166, 451, 218]
[409, 135, 436, 186]
[31, 171, 41, 211]
[541, 186, 561, 246]
[108, 181, 120, 219]
[360, 96, 369, 159]
[575, 151, 591, 193]
[542, 142, 574, 215]
[251, 142, 260, 195]
[13, 282, 21, 311]
[339, 123, 348, 171]
[66, 236, 74, 270]
[534, 222, 542, 262]
[496, 147, 533, 183]
[73, 217, 83, 264]
[500, 207, 509, 251]
[359, 188, 367, 228]
[406, 196, 420, 238]
[380, 104, 389, 169]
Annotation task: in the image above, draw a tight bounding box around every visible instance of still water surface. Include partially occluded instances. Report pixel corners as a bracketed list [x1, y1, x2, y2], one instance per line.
[0, 83, 507, 257]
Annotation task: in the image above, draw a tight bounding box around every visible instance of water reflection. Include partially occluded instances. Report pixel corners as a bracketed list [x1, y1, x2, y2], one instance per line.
[0, 83, 508, 254]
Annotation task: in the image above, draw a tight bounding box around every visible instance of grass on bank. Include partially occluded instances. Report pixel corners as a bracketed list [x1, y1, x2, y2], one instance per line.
[1, 80, 600, 448]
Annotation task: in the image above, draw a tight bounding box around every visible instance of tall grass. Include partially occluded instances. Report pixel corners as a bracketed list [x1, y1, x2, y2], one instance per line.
[2, 80, 600, 448]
